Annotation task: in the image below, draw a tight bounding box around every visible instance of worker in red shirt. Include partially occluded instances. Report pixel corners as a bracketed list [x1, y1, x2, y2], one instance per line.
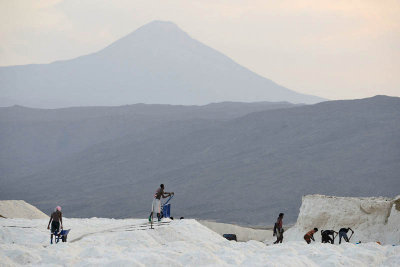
[304, 228, 318, 244]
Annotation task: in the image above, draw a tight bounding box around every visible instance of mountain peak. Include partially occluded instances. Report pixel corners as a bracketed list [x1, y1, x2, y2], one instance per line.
[139, 20, 180, 30]
[131, 20, 189, 39]
[102, 20, 191, 53]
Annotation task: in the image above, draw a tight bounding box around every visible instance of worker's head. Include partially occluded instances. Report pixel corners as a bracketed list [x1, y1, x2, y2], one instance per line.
[279, 213, 284, 217]
[160, 184, 164, 189]
[56, 206, 61, 211]
[314, 228, 318, 232]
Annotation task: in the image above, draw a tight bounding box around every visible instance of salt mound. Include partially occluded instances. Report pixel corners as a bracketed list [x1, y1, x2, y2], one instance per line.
[285, 195, 400, 245]
[0, 200, 48, 219]
[1, 217, 399, 266]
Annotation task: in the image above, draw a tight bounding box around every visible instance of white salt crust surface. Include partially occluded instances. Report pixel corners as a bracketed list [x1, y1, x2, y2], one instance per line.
[199, 220, 273, 242]
[1, 217, 399, 266]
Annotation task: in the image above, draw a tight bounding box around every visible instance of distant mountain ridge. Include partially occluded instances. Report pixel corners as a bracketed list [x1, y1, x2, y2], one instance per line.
[0, 20, 324, 108]
[1, 95, 399, 225]
[0, 101, 298, 179]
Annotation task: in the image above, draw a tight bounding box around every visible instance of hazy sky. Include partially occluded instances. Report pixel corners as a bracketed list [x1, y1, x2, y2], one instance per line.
[1, 0, 399, 100]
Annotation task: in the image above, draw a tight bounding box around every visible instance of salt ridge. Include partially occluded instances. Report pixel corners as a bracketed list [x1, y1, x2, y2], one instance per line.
[285, 195, 400, 245]
[0, 200, 48, 219]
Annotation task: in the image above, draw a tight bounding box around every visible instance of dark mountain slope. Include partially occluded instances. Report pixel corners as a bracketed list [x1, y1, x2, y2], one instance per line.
[0, 101, 296, 178]
[1, 96, 399, 224]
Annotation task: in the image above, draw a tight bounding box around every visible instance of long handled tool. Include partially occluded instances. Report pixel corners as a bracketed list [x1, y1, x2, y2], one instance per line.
[163, 195, 174, 206]
[348, 229, 354, 242]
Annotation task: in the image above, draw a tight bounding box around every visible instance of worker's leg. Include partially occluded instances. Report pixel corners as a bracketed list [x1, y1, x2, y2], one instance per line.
[278, 229, 284, 243]
[156, 199, 161, 221]
[274, 229, 281, 244]
[344, 233, 349, 242]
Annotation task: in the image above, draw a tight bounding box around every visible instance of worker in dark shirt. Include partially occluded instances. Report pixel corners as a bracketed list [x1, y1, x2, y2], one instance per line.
[321, 229, 338, 244]
[149, 184, 174, 222]
[339, 227, 354, 244]
[47, 206, 63, 244]
[273, 213, 284, 244]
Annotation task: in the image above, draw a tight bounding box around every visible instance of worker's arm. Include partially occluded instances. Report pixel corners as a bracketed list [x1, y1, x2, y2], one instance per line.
[311, 236, 315, 241]
[349, 228, 354, 233]
[60, 214, 63, 229]
[47, 215, 53, 229]
[162, 192, 174, 198]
